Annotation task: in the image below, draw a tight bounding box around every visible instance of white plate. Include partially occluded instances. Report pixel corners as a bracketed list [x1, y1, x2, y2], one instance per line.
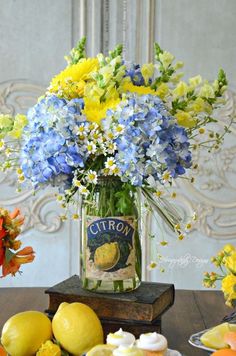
[188, 329, 215, 353]
[167, 349, 182, 356]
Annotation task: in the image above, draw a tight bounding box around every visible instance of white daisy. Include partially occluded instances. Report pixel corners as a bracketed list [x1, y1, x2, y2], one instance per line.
[79, 185, 89, 197]
[114, 124, 125, 136]
[86, 141, 97, 154]
[147, 261, 158, 271]
[86, 170, 98, 184]
[105, 157, 116, 171]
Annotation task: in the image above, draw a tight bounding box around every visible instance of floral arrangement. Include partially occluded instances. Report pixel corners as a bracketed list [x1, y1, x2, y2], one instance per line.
[203, 244, 236, 307]
[0, 207, 35, 277]
[0, 38, 232, 242]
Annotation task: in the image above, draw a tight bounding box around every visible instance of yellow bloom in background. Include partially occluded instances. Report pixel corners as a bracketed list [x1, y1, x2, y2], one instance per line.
[223, 244, 236, 254]
[156, 83, 169, 100]
[189, 75, 202, 88]
[49, 58, 98, 99]
[173, 81, 189, 97]
[122, 81, 157, 96]
[9, 114, 28, 139]
[83, 98, 121, 124]
[221, 274, 236, 306]
[224, 251, 236, 274]
[159, 51, 175, 69]
[175, 111, 197, 128]
[141, 63, 155, 85]
[199, 82, 215, 99]
[36, 340, 61, 356]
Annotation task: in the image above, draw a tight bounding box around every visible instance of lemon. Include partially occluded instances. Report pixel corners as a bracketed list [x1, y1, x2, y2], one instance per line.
[52, 302, 103, 355]
[1, 310, 52, 356]
[200, 322, 236, 349]
[94, 242, 120, 270]
[87, 344, 116, 356]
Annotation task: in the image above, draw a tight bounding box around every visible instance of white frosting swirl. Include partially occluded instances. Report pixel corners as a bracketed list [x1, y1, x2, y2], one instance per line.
[107, 328, 135, 347]
[136, 332, 167, 351]
[113, 345, 144, 356]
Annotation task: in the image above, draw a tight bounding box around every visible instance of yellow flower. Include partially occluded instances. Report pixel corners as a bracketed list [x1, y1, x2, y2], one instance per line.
[49, 58, 98, 99]
[189, 75, 202, 88]
[222, 274, 236, 299]
[173, 81, 189, 97]
[159, 51, 175, 69]
[199, 83, 215, 99]
[156, 83, 169, 99]
[188, 97, 212, 114]
[9, 114, 28, 139]
[141, 63, 155, 85]
[175, 111, 197, 128]
[223, 244, 236, 254]
[83, 98, 121, 124]
[224, 251, 236, 274]
[122, 81, 158, 96]
[36, 340, 61, 356]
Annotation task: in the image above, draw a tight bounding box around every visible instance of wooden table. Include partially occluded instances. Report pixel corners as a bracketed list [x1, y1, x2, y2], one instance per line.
[0, 288, 231, 355]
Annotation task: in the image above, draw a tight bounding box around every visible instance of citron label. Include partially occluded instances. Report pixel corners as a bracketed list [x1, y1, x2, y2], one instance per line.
[85, 216, 136, 281]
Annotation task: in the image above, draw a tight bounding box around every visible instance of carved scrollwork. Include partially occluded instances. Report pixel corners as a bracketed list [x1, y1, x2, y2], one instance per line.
[0, 80, 45, 115]
[0, 80, 63, 234]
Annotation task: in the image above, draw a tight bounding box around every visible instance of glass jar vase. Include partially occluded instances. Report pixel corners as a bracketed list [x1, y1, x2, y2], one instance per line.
[80, 177, 142, 293]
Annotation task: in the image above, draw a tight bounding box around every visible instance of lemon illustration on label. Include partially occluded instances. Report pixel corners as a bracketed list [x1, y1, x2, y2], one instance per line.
[94, 242, 120, 270]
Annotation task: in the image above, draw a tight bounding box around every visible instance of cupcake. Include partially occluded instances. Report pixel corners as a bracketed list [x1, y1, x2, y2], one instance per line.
[136, 332, 168, 355]
[107, 328, 136, 347]
[113, 345, 144, 356]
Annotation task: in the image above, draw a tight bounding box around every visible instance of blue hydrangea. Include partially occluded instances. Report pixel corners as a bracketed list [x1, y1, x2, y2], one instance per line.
[20, 95, 87, 187]
[106, 93, 192, 186]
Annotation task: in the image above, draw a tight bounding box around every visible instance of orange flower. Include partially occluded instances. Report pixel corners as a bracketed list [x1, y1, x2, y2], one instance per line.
[10, 208, 24, 226]
[0, 218, 6, 239]
[12, 240, 22, 250]
[0, 239, 4, 266]
[9, 208, 20, 219]
[2, 246, 35, 277]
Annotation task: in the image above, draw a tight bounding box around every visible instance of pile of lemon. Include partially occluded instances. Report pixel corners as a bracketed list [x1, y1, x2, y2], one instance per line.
[0, 302, 103, 356]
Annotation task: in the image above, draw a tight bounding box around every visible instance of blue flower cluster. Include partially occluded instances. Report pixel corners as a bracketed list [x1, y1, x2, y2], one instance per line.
[125, 63, 145, 86]
[20, 95, 86, 187]
[107, 94, 192, 186]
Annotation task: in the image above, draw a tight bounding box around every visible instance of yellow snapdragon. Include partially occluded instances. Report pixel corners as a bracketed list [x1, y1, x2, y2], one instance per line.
[141, 63, 155, 85]
[199, 82, 215, 99]
[156, 83, 169, 99]
[175, 111, 197, 128]
[172, 81, 189, 97]
[159, 51, 175, 69]
[189, 75, 202, 88]
[188, 97, 212, 115]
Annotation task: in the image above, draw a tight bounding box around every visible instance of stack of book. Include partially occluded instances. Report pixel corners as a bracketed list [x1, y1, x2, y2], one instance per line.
[45, 275, 175, 337]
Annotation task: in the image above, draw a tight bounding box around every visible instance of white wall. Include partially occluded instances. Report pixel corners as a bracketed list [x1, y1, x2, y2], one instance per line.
[0, 0, 236, 288]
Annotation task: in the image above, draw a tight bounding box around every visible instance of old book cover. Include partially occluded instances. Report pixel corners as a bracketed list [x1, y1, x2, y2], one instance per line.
[45, 275, 175, 322]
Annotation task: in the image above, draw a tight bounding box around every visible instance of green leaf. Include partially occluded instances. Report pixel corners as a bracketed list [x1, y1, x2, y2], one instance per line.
[114, 184, 134, 215]
[65, 37, 87, 65]
[5, 248, 15, 264]
[108, 44, 123, 59]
